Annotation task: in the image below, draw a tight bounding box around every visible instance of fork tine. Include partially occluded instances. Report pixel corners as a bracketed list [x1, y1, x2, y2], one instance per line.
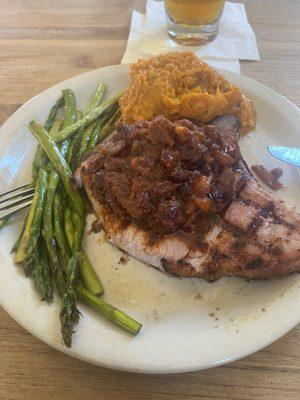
[0, 199, 33, 219]
[0, 186, 35, 204]
[0, 183, 29, 195]
[0, 192, 34, 211]
[0, 183, 31, 196]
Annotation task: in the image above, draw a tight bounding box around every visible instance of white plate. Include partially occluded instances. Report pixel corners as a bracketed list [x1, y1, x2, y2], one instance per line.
[0, 65, 300, 374]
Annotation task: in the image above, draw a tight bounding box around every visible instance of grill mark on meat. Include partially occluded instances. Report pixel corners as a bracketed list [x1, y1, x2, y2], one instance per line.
[245, 257, 264, 270]
[268, 244, 283, 257]
[225, 189, 297, 237]
[272, 216, 296, 230]
[232, 239, 247, 249]
[249, 214, 265, 233]
[212, 250, 230, 262]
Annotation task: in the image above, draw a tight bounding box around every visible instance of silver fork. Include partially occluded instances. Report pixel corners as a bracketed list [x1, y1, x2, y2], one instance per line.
[0, 184, 34, 219]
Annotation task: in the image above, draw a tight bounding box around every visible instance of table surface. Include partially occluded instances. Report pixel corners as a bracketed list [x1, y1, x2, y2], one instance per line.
[1, 0, 300, 399]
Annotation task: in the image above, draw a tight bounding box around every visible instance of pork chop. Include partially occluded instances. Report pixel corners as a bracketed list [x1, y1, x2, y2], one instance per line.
[75, 116, 300, 281]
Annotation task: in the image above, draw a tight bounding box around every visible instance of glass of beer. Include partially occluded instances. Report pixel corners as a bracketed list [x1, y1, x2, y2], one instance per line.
[165, 0, 225, 45]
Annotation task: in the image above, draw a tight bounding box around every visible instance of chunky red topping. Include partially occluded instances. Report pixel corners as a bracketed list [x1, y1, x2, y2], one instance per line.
[87, 115, 244, 234]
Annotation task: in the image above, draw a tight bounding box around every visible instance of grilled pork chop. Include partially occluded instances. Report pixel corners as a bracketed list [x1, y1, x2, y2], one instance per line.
[75, 115, 300, 281]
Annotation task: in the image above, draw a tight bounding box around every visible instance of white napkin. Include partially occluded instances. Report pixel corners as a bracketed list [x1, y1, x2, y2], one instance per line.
[122, 1, 260, 74]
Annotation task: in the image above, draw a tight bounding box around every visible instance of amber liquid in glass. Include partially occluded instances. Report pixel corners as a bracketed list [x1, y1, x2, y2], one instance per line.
[165, 0, 225, 45]
[166, 0, 224, 25]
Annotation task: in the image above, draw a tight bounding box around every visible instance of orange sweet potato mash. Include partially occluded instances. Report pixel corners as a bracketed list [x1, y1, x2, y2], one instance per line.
[120, 52, 256, 133]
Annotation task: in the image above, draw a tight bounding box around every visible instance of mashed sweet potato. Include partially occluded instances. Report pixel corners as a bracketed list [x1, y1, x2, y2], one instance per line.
[120, 52, 256, 134]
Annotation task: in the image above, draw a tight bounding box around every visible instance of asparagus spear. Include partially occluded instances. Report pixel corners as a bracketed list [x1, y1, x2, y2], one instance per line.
[42, 171, 65, 296]
[51, 94, 121, 143]
[44, 96, 64, 132]
[11, 214, 28, 254]
[28, 121, 86, 218]
[53, 191, 71, 260]
[60, 89, 78, 163]
[47, 184, 86, 343]
[60, 253, 80, 347]
[58, 86, 82, 343]
[70, 211, 85, 252]
[14, 169, 48, 264]
[62, 89, 77, 128]
[60, 208, 84, 347]
[64, 206, 75, 249]
[87, 83, 106, 114]
[87, 108, 121, 153]
[78, 252, 104, 297]
[77, 122, 97, 162]
[23, 169, 48, 268]
[76, 285, 142, 335]
[32, 100, 64, 181]
[67, 110, 84, 167]
[68, 89, 104, 171]
[68, 129, 85, 171]
[76, 83, 107, 161]
[32, 120, 64, 181]
[58, 208, 83, 347]
[31, 241, 54, 303]
[57, 92, 78, 173]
